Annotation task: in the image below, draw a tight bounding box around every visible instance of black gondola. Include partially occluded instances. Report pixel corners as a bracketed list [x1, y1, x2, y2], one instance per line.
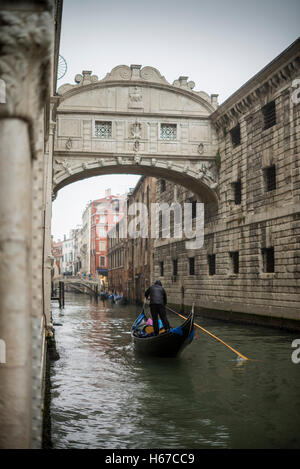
[131, 306, 195, 357]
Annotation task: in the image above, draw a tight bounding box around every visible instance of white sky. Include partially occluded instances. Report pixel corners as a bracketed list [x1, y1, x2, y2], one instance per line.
[52, 0, 300, 240]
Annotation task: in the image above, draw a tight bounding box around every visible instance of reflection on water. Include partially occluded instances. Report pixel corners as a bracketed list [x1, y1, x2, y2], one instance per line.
[50, 293, 300, 449]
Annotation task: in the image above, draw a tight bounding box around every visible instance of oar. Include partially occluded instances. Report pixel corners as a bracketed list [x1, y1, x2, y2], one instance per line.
[166, 306, 249, 361]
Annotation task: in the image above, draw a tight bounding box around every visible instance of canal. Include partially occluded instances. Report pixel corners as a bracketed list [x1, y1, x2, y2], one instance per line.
[49, 292, 300, 449]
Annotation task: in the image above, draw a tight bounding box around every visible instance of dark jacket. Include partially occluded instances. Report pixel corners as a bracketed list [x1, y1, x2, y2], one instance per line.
[145, 281, 167, 305]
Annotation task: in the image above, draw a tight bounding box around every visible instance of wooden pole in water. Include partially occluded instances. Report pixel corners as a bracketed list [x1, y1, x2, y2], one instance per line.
[166, 306, 249, 361]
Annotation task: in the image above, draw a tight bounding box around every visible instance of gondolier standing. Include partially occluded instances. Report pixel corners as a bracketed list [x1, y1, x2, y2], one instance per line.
[145, 280, 170, 336]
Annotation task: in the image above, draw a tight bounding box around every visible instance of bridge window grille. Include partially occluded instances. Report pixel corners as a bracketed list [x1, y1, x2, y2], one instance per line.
[95, 121, 112, 138]
[208, 254, 216, 276]
[262, 101, 276, 130]
[230, 124, 241, 146]
[160, 124, 177, 140]
[262, 247, 275, 273]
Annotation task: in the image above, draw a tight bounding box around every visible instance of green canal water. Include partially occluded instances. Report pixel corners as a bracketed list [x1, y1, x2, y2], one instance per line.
[49, 292, 300, 449]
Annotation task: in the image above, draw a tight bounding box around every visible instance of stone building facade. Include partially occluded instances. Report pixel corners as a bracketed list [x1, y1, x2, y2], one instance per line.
[153, 39, 300, 330]
[108, 176, 156, 301]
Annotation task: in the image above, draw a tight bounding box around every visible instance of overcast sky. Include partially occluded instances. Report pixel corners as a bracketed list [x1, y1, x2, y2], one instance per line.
[52, 0, 300, 240]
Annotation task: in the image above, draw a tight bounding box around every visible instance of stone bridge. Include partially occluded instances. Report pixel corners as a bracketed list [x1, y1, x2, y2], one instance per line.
[60, 277, 100, 296]
[53, 65, 219, 203]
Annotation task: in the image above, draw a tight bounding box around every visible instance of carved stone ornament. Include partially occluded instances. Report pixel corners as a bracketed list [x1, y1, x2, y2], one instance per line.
[133, 140, 140, 153]
[128, 86, 143, 109]
[131, 120, 142, 139]
[198, 143, 204, 155]
[0, 10, 53, 119]
[65, 138, 72, 150]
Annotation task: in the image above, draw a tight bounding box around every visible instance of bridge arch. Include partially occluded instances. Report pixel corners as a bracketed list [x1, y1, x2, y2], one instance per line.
[53, 65, 219, 203]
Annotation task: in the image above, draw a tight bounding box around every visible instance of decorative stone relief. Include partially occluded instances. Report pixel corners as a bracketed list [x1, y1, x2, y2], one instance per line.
[0, 10, 53, 158]
[128, 87, 143, 109]
[74, 70, 98, 85]
[130, 120, 142, 139]
[65, 138, 72, 150]
[0, 11, 53, 119]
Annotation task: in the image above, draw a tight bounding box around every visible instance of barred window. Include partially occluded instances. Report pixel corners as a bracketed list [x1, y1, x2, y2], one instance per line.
[208, 254, 216, 276]
[262, 101, 276, 130]
[264, 165, 276, 192]
[173, 259, 178, 276]
[230, 124, 241, 146]
[160, 124, 177, 140]
[95, 121, 112, 138]
[262, 247, 275, 273]
[159, 261, 164, 277]
[189, 257, 195, 276]
[232, 180, 242, 205]
[229, 251, 239, 274]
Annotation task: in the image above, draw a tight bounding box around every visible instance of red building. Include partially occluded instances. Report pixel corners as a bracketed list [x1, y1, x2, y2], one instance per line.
[90, 189, 126, 281]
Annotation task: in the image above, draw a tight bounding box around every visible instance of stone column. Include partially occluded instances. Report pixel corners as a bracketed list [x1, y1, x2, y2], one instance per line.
[44, 122, 56, 326]
[0, 119, 32, 448]
[0, 4, 54, 448]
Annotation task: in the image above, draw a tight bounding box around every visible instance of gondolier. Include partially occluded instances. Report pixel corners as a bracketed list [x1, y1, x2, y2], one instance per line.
[145, 280, 170, 336]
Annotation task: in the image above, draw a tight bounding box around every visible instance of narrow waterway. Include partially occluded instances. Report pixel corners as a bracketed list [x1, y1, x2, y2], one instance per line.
[49, 292, 300, 449]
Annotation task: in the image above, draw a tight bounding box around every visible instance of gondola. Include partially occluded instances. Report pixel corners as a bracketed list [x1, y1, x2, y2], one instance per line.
[131, 305, 195, 357]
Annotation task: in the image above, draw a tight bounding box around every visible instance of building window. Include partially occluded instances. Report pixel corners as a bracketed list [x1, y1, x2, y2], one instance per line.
[159, 261, 164, 277]
[230, 124, 241, 146]
[232, 180, 242, 205]
[173, 259, 178, 277]
[264, 165, 276, 192]
[159, 212, 163, 238]
[95, 121, 112, 138]
[262, 101, 276, 130]
[229, 251, 239, 274]
[262, 247, 275, 273]
[160, 123, 177, 140]
[189, 257, 195, 275]
[160, 179, 166, 193]
[192, 200, 197, 219]
[100, 256, 106, 267]
[208, 254, 216, 276]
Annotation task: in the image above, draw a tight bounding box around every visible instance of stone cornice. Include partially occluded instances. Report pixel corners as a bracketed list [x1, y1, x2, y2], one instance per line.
[55, 108, 212, 120]
[56, 66, 218, 114]
[211, 38, 300, 131]
[53, 150, 217, 161]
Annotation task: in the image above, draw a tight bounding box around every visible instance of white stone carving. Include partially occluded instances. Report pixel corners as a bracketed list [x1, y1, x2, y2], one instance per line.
[129, 87, 143, 109]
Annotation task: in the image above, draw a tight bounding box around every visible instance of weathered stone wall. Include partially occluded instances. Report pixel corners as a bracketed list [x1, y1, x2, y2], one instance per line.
[153, 39, 300, 329]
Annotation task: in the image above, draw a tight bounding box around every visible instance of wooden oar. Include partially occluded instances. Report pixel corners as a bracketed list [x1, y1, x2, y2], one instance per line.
[166, 306, 249, 361]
